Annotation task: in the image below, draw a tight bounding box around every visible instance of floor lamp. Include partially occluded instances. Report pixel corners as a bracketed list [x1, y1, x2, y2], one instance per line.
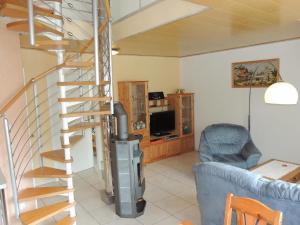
[248, 69, 298, 133]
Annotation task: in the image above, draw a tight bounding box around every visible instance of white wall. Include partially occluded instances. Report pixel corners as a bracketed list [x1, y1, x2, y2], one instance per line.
[111, 0, 158, 22]
[180, 39, 300, 164]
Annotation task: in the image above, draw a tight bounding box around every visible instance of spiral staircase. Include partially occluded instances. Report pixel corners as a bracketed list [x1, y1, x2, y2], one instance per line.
[0, 0, 113, 224]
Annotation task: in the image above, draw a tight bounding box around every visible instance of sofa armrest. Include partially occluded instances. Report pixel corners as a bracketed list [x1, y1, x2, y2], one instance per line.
[199, 151, 213, 162]
[241, 140, 262, 168]
[199, 133, 213, 162]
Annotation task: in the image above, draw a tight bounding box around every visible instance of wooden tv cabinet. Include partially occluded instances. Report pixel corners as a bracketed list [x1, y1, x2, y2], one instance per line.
[118, 81, 195, 164]
[143, 134, 194, 163]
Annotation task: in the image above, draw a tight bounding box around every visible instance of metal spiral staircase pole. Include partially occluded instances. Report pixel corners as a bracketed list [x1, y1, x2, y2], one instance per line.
[53, 0, 77, 221]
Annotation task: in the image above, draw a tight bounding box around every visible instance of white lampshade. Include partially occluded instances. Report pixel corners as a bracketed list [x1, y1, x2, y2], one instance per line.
[264, 81, 298, 104]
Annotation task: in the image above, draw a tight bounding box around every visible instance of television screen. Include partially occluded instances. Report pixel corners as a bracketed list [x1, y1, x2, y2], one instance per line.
[150, 110, 175, 135]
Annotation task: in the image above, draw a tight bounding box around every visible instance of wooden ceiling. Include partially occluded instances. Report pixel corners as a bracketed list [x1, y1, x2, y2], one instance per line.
[113, 0, 300, 57]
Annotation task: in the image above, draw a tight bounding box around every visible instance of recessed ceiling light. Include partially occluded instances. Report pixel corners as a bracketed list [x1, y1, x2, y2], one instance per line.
[112, 48, 120, 55]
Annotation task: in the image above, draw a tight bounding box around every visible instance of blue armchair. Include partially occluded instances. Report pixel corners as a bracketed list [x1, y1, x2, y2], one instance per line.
[199, 123, 261, 169]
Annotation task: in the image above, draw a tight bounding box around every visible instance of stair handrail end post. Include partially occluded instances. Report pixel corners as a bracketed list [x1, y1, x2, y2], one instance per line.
[3, 116, 20, 218]
[108, 19, 114, 114]
[27, 0, 35, 46]
[93, 0, 100, 85]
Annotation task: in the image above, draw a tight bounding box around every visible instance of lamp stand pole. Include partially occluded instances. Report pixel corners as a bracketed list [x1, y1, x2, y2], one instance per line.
[248, 75, 253, 132]
[248, 66, 259, 133]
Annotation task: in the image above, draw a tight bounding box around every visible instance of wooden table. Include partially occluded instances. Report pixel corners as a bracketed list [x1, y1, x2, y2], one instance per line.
[251, 159, 300, 183]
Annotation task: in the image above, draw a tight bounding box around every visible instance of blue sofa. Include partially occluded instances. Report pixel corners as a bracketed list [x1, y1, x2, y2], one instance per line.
[194, 162, 300, 225]
[199, 123, 262, 169]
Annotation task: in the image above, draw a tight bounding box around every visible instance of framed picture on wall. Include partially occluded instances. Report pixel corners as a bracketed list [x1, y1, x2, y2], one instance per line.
[232, 58, 280, 88]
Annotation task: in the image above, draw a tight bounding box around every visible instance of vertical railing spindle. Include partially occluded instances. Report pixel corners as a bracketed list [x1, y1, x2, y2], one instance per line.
[33, 82, 44, 167]
[93, 0, 100, 85]
[3, 116, 20, 218]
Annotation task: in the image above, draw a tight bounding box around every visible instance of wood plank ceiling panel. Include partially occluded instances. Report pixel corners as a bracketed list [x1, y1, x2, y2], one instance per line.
[113, 0, 300, 57]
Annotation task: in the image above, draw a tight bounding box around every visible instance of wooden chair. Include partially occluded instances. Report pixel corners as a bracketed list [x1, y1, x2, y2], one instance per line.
[224, 193, 283, 225]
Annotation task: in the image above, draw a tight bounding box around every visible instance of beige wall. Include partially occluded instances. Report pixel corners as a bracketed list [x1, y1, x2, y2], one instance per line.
[21, 50, 58, 170]
[0, 29, 25, 225]
[21, 49, 57, 79]
[112, 55, 180, 99]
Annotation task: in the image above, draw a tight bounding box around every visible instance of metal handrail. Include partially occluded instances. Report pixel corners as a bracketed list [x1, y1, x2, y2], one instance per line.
[11, 96, 59, 150]
[10, 81, 57, 129]
[10, 90, 58, 144]
[15, 117, 61, 181]
[16, 129, 63, 189]
[12, 105, 60, 159]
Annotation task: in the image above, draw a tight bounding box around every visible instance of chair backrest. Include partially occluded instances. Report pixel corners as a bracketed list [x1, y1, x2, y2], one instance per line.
[224, 193, 283, 225]
[202, 123, 249, 155]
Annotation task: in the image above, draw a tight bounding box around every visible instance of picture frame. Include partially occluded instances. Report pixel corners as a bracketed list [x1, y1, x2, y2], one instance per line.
[232, 58, 280, 88]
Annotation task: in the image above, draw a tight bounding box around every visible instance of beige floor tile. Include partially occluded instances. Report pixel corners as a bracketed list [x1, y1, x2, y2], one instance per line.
[105, 217, 143, 225]
[153, 195, 191, 215]
[77, 167, 98, 178]
[89, 205, 119, 224]
[74, 185, 99, 201]
[174, 188, 198, 205]
[136, 202, 170, 225]
[80, 194, 107, 211]
[153, 216, 181, 225]
[144, 183, 172, 203]
[175, 205, 201, 225]
[82, 174, 104, 186]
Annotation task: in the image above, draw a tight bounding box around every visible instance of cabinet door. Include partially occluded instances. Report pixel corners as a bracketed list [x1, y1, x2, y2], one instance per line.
[149, 143, 167, 161]
[131, 82, 148, 132]
[180, 135, 195, 152]
[181, 95, 193, 136]
[167, 139, 181, 156]
[143, 146, 151, 164]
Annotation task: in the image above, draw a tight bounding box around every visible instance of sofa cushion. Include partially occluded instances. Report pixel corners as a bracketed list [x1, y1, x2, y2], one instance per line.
[213, 154, 248, 169]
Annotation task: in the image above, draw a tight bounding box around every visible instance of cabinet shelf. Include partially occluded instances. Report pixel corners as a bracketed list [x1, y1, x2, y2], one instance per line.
[118, 81, 194, 164]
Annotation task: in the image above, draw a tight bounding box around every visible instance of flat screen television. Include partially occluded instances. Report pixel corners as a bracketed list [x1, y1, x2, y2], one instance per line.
[150, 110, 175, 136]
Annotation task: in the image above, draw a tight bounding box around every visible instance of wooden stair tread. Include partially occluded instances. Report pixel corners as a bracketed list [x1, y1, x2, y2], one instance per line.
[58, 96, 111, 102]
[55, 216, 75, 225]
[0, 2, 62, 19]
[24, 167, 71, 178]
[57, 81, 110, 86]
[41, 149, 73, 163]
[19, 187, 73, 202]
[35, 40, 69, 50]
[2, 0, 56, 14]
[7, 20, 64, 37]
[20, 201, 75, 225]
[44, 0, 62, 3]
[61, 122, 101, 133]
[60, 110, 111, 118]
[62, 135, 83, 148]
[20, 35, 93, 53]
[64, 61, 93, 68]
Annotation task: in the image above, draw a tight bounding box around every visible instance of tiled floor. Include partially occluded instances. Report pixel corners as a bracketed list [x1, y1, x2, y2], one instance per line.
[39, 151, 201, 225]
